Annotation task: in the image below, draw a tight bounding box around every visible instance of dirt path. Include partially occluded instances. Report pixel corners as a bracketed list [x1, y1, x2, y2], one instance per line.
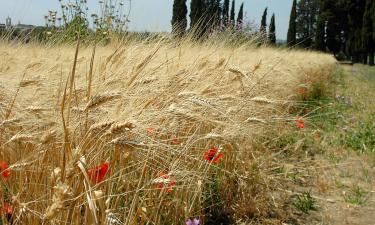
[289, 65, 375, 225]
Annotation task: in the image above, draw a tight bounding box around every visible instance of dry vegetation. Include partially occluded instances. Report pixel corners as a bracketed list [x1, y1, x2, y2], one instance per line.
[0, 38, 336, 224]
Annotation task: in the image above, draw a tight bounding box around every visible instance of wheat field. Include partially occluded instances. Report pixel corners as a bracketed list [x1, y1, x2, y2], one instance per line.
[0, 39, 336, 224]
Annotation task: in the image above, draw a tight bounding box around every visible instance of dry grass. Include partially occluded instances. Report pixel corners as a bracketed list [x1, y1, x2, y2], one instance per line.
[0, 38, 336, 224]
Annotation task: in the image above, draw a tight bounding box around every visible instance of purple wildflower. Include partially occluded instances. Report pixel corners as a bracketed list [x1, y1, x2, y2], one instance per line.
[186, 218, 200, 225]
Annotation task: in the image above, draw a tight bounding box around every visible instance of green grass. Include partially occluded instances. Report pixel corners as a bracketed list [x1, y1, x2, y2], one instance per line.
[344, 186, 368, 205]
[362, 169, 371, 183]
[339, 114, 375, 153]
[293, 191, 317, 214]
[304, 66, 375, 155]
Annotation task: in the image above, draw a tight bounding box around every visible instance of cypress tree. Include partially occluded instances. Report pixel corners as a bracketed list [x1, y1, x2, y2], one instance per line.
[237, 2, 244, 29]
[287, 0, 297, 46]
[296, 0, 320, 48]
[230, 0, 235, 27]
[222, 0, 230, 26]
[362, 0, 374, 65]
[171, 0, 188, 37]
[347, 0, 366, 62]
[315, 0, 326, 51]
[269, 13, 276, 44]
[190, 0, 204, 30]
[373, 1, 375, 55]
[213, 0, 222, 28]
[260, 7, 268, 34]
[323, 0, 347, 55]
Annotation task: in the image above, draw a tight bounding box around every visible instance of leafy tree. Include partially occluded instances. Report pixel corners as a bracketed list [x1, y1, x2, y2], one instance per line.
[362, 0, 374, 65]
[222, 0, 230, 26]
[172, 0, 188, 37]
[269, 13, 276, 44]
[237, 2, 244, 29]
[230, 0, 235, 27]
[287, 0, 297, 46]
[260, 7, 268, 34]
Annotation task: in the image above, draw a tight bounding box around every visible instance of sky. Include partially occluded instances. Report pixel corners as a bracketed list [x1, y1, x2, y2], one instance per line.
[0, 0, 293, 40]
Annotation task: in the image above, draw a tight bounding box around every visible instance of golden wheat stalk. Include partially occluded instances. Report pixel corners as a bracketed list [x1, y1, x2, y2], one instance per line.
[250, 96, 276, 104]
[244, 117, 267, 124]
[84, 92, 121, 112]
[109, 137, 145, 147]
[89, 121, 115, 133]
[7, 133, 35, 144]
[107, 121, 136, 135]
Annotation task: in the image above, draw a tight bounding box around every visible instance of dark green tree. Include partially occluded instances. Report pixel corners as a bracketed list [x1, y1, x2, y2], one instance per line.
[373, 0, 375, 42]
[287, 0, 297, 46]
[269, 13, 276, 44]
[362, 0, 374, 65]
[230, 0, 235, 27]
[260, 7, 268, 34]
[222, 0, 230, 26]
[315, 0, 326, 51]
[237, 2, 244, 29]
[346, 0, 366, 62]
[190, 0, 204, 30]
[211, 0, 222, 28]
[318, 0, 345, 55]
[171, 0, 188, 37]
[296, 0, 319, 47]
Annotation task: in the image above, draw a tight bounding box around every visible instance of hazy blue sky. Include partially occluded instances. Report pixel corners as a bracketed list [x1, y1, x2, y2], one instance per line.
[0, 0, 292, 40]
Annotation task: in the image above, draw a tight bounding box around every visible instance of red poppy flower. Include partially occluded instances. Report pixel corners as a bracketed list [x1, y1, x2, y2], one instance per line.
[171, 138, 180, 145]
[87, 162, 109, 184]
[296, 118, 305, 129]
[147, 128, 154, 135]
[298, 87, 307, 95]
[1, 204, 12, 215]
[0, 161, 11, 179]
[154, 172, 176, 193]
[204, 147, 223, 163]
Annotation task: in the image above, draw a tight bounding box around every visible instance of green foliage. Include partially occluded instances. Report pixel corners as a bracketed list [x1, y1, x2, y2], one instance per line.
[190, 0, 204, 29]
[222, 0, 230, 25]
[236, 3, 244, 27]
[293, 191, 316, 214]
[346, 0, 366, 63]
[38, 0, 131, 43]
[268, 13, 276, 45]
[344, 186, 368, 205]
[260, 7, 267, 34]
[63, 15, 90, 41]
[230, 0, 236, 27]
[362, 169, 371, 183]
[315, 6, 326, 51]
[320, 0, 346, 54]
[362, 0, 375, 65]
[203, 175, 233, 225]
[296, 0, 319, 48]
[339, 114, 375, 153]
[287, 0, 297, 47]
[206, 0, 222, 28]
[309, 0, 373, 59]
[172, 0, 188, 37]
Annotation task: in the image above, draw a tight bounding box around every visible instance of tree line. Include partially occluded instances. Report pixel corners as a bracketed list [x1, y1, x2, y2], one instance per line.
[171, 0, 277, 45]
[287, 0, 375, 65]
